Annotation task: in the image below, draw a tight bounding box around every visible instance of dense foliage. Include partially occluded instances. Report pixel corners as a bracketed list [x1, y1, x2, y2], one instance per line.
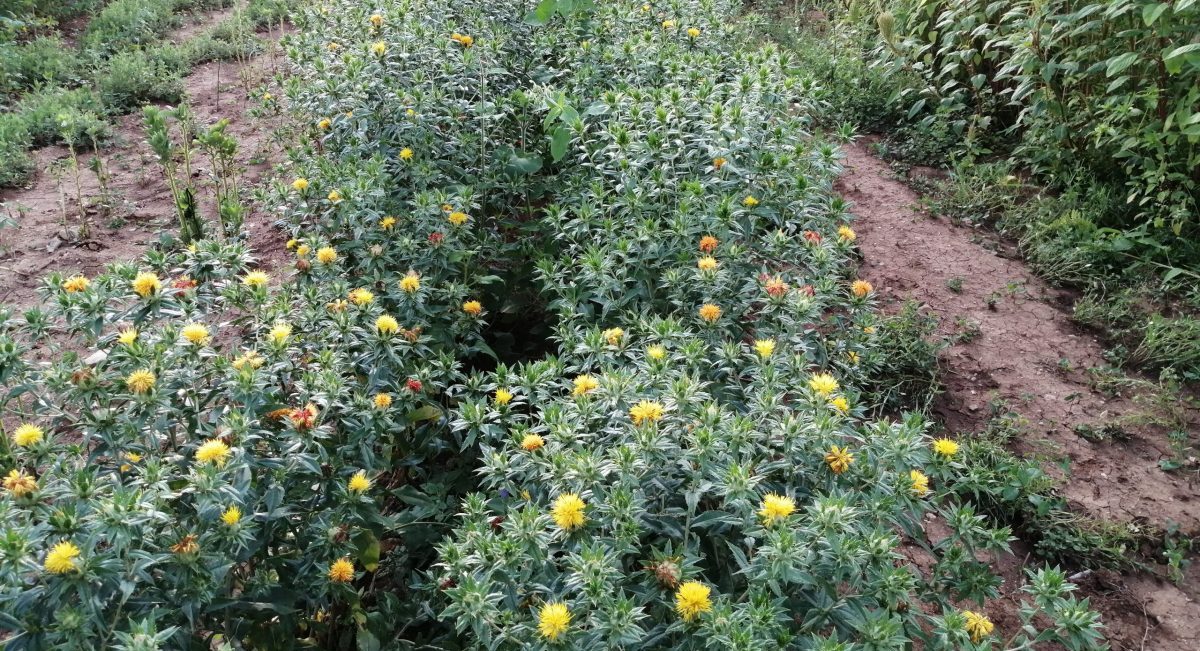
[0, 0, 1109, 649]
[0, 0, 288, 187]
[769, 0, 1200, 377]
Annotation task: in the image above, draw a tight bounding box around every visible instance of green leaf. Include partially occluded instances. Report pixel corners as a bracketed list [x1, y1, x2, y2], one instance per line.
[504, 151, 543, 175]
[524, 0, 557, 25]
[1163, 43, 1200, 61]
[406, 405, 443, 423]
[1142, 2, 1168, 26]
[354, 530, 382, 572]
[550, 127, 570, 162]
[1105, 52, 1138, 77]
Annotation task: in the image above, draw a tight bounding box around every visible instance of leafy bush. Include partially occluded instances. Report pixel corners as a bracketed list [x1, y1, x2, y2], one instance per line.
[872, 0, 1200, 250]
[0, 116, 34, 186]
[0, 37, 81, 95]
[859, 300, 944, 414]
[97, 49, 185, 112]
[0, 0, 104, 25]
[13, 86, 106, 146]
[82, 0, 183, 54]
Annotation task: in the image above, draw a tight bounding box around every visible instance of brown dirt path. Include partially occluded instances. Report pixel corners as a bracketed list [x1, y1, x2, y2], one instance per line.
[835, 141, 1200, 650]
[0, 13, 290, 310]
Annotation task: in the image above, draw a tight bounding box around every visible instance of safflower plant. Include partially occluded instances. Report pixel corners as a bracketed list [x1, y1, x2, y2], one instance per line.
[0, 0, 1105, 649]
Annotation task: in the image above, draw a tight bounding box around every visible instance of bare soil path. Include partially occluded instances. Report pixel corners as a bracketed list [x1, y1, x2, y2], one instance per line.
[0, 12, 290, 310]
[835, 141, 1199, 650]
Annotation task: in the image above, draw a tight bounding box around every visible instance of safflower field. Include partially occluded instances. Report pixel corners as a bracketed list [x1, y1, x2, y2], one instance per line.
[2, 0, 1198, 649]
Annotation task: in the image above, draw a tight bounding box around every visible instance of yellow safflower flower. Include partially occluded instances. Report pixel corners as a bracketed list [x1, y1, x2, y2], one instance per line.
[132, 272, 161, 298]
[825, 445, 854, 474]
[808, 373, 839, 396]
[754, 339, 775, 358]
[44, 541, 80, 574]
[851, 279, 874, 297]
[399, 147, 413, 160]
[369, 14, 383, 27]
[242, 271, 270, 288]
[62, 276, 89, 293]
[448, 211, 469, 226]
[195, 439, 231, 466]
[603, 327, 624, 345]
[126, 369, 155, 393]
[292, 178, 309, 191]
[399, 272, 420, 293]
[963, 611, 995, 642]
[521, 434, 544, 451]
[269, 322, 292, 344]
[675, 581, 712, 621]
[376, 314, 399, 335]
[910, 469, 930, 496]
[316, 247, 337, 264]
[630, 400, 664, 425]
[296, 244, 312, 257]
[327, 190, 342, 203]
[572, 374, 598, 396]
[462, 300, 483, 316]
[758, 493, 795, 525]
[380, 216, 396, 229]
[538, 602, 571, 641]
[742, 195, 759, 207]
[12, 424, 44, 447]
[180, 323, 210, 346]
[647, 344, 667, 361]
[232, 350, 264, 370]
[687, 27, 700, 37]
[933, 438, 959, 457]
[551, 493, 586, 531]
[328, 558, 355, 582]
[3, 469, 37, 497]
[117, 328, 138, 346]
[318, 117, 332, 130]
[495, 388, 513, 406]
[349, 288, 375, 305]
[697, 256, 718, 271]
[371, 41, 387, 56]
[662, 20, 675, 28]
[221, 505, 242, 525]
[698, 303, 721, 323]
[829, 396, 850, 413]
[838, 225, 856, 242]
[348, 471, 371, 493]
[373, 393, 392, 410]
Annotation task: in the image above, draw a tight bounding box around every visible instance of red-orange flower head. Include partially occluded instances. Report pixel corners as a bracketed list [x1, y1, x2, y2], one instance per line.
[290, 403, 319, 430]
[764, 276, 789, 297]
